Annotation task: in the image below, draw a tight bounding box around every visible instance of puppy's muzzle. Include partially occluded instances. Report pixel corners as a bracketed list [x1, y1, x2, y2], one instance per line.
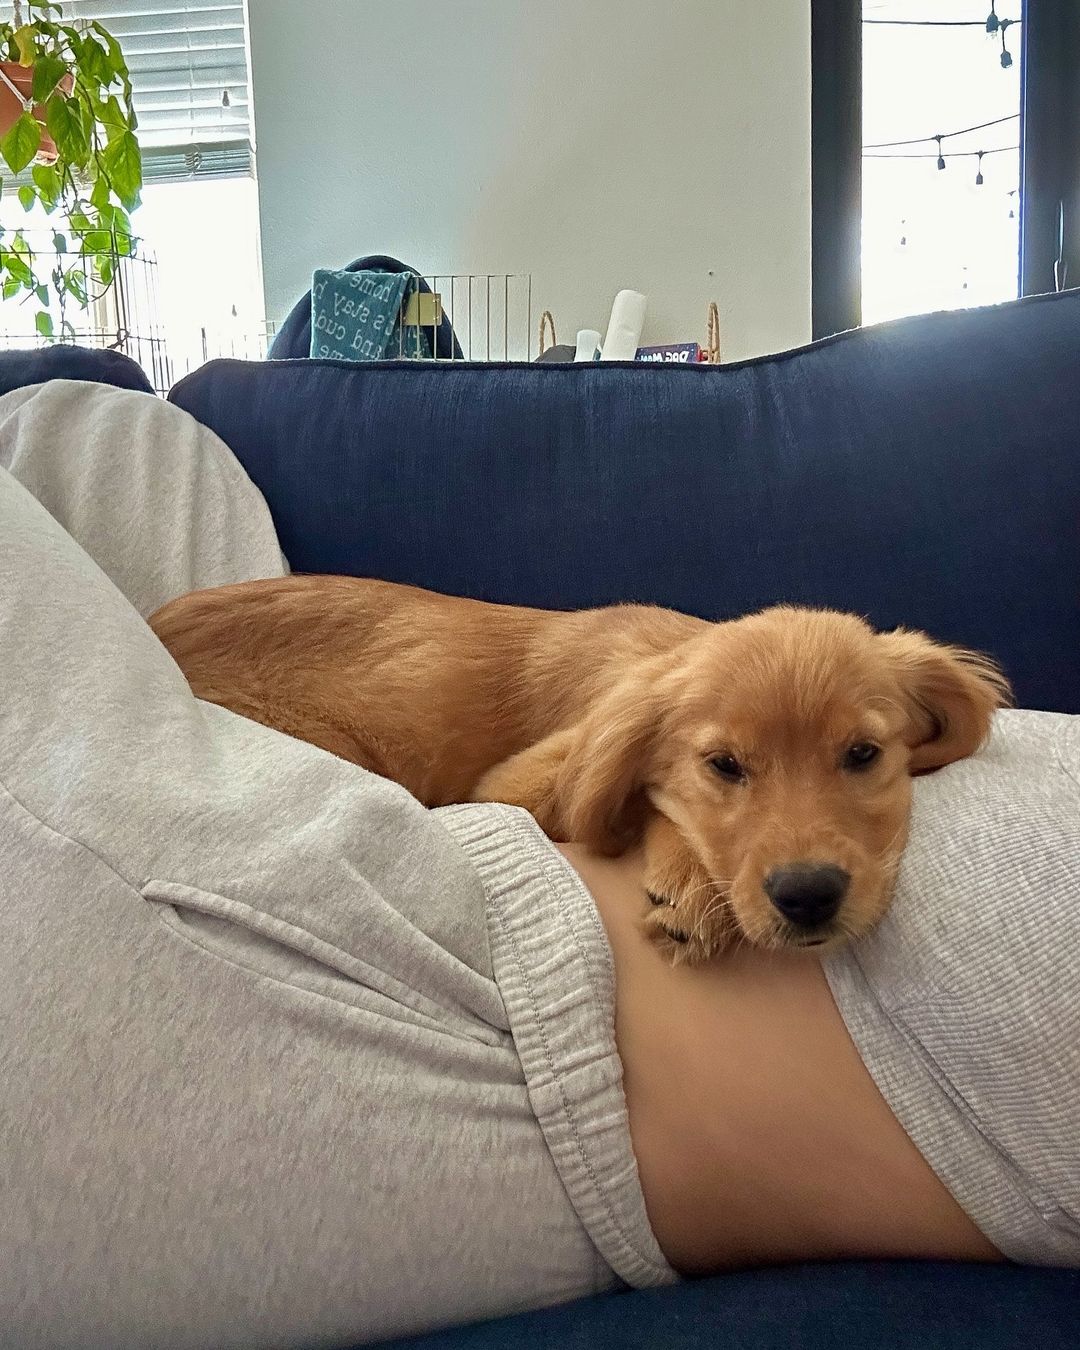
[764, 863, 850, 931]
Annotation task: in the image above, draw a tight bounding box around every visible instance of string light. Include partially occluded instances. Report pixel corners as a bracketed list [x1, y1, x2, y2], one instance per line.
[865, 116, 1018, 180]
[866, 9, 1022, 273]
[863, 12, 1020, 66]
[862, 14, 1019, 25]
[864, 116, 1019, 177]
[863, 144, 1018, 163]
[864, 114, 1018, 152]
[998, 20, 1014, 68]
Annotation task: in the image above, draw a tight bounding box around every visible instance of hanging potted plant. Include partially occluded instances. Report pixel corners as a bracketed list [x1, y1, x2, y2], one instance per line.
[0, 0, 142, 338]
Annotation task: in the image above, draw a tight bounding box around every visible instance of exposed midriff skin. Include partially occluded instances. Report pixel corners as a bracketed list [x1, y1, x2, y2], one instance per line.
[556, 842, 1002, 1275]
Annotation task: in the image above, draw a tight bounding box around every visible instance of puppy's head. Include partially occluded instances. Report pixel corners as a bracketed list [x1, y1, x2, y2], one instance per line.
[561, 607, 1010, 951]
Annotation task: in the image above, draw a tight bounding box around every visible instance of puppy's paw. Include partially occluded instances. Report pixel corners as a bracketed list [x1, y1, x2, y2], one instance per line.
[642, 888, 733, 965]
[471, 729, 577, 836]
[643, 893, 705, 965]
[642, 815, 735, 965]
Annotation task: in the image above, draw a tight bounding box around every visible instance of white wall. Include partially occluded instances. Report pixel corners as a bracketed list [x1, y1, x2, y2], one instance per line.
[248, 0, 811, 361]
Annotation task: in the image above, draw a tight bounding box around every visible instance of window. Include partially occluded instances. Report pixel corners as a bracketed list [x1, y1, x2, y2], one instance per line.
[63, 2, 264, 376]
[61, 1, 253, 181]
[862, 2, 1021, 326]
[812, 0, 1080, 337]
[0, 2, 264, 386]
[132, 177, 265, 380]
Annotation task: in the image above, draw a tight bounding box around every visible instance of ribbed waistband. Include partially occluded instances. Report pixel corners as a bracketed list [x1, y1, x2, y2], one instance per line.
[437, 802, 678, 1290]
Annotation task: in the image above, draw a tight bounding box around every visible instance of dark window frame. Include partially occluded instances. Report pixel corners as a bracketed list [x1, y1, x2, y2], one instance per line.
[811, 0, 862, 340]
[1020, 0, 1080, 296]
[811, 0, 1080, 338]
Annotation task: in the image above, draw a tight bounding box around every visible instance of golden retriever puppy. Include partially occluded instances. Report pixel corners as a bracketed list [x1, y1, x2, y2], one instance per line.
[148, 578, 1010, 964]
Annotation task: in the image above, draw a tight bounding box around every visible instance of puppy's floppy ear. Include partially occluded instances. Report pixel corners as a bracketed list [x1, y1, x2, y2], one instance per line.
[554, 673, 669, 855]
[878, 629, 1013, 772]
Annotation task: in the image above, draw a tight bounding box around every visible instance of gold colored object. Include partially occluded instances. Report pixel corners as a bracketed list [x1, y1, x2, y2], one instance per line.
[403, 291, 443, 327]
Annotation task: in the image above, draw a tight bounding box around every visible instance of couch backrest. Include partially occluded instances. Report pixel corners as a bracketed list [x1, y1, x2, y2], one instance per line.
[170, 291, 1080, 713]
[0, 345, 154, 397]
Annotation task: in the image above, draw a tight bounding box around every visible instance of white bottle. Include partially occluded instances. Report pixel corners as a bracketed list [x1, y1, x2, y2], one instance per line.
[598, 290, 647, 361]
[574, 329, 601, 361]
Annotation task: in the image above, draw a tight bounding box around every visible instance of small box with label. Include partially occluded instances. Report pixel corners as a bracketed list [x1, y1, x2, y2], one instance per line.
[634, 343, 703, 363]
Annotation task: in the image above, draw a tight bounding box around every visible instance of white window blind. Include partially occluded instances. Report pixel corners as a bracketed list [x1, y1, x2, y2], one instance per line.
[62, 1, 253, 181]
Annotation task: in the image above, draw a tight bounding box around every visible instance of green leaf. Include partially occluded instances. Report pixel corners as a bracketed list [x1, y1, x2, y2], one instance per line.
[102, 129, 141, 209]
[13, 25, 37, 67]
[64, 268, 87, 305]
[35, 310, 54, 337]
[1, 112, 42, 175]
[96, 200, 130, 232]
[97, 94, 128, 137]
[3, 278, 23, 300]
[90, 174, 111, 210]
[31, 52, 68, 103]
[84, 35, 115, 88]
[97, 254, 114, 287]
[91, 22, 127, 78]
[31, 162, 61, 207]
[44, 94, 88, 164]
[35, 283, 48, 304]
[84, 228, 111, 253]
[18, 184, 36, 211]
[52, 230, 66, 254]
[11, 231, 30, 256]
[68, 208, 92, 233]
[4, 253, 33, 285]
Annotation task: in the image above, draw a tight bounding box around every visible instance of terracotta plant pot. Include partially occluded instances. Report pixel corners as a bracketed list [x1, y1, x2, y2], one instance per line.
[0, 61, 74, 166]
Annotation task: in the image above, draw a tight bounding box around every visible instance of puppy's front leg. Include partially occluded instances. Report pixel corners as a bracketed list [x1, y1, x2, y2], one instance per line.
[642, 813, 735, 965]
[470, 729, 578, 838]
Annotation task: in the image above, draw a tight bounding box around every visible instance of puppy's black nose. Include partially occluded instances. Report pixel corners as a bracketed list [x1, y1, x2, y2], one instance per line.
[764, 864, 850, 929]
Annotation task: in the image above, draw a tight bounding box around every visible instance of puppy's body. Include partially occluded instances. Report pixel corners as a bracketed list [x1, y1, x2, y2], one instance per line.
[150, 578, 1010, 962]
[152, 575, 702, 804]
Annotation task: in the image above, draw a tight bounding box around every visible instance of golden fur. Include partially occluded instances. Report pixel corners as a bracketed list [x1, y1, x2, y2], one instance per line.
[148, 577, 1011, 963]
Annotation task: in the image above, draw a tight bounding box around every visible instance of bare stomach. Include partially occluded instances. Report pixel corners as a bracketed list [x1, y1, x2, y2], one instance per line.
[556, 842, 1001, 1275]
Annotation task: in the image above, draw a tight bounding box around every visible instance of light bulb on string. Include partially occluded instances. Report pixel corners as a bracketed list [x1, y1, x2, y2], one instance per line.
[935, 136, 946, 171]
[1000, 21, 1014, 68]
[986, 3, 1000, 33]
[975, 152, 985, 186]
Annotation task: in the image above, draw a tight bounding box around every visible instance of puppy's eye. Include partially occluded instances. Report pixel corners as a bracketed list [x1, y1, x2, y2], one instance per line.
[844, 742, 881, 771]
[709, 754, 746, 783]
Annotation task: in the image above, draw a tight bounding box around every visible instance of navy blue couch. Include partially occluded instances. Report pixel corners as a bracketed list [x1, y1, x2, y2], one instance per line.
[167, 292, 1080, 1346]
[171, 290, 1080, 715]
[5, 291, 1078, 1345]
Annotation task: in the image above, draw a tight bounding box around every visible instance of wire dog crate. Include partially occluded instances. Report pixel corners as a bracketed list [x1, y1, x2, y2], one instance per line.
[390, 273, 536, 361]
[1, 251, 541, 392]
[0, 229, 174, 391]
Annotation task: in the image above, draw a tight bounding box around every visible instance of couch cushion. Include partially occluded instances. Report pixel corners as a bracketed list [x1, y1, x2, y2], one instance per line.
[169, 291, 1080, 714]
[370, 1261, 1080, 1350]
[0, 343, 153, 396]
